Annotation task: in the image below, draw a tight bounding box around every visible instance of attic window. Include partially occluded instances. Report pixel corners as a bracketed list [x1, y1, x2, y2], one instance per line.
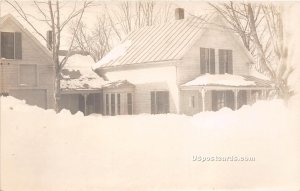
[1, 32, 22, 59]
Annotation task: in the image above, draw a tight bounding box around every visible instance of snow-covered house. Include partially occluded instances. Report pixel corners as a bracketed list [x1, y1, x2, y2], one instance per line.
[92, 9, 274, 116]
[59, 54, 106, 115]
[0, 14, 55, 109]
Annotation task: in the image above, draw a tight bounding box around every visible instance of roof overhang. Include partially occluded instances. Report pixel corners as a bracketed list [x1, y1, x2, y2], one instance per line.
[102, 80, 135, 90]
[61, 89, 102, 95]
[181, 74, 275, 91]
[181, 85, 275, 91]
[95, 59, 181, 73]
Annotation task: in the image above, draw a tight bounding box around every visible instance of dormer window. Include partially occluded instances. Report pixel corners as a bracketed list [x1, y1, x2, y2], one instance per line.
[1, 32, 22, 59]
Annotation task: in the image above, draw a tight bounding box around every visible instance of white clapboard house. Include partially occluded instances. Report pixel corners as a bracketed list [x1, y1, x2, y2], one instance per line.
[92, 8, 274, 116]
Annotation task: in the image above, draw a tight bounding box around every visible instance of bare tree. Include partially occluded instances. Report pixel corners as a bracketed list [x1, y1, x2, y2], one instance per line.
[70, 14, 113, 62]
[107, 1, 172, 38]
[6, 0, 93, 111]
[210, 2, 293, 100]
[71, 1, 172, 63]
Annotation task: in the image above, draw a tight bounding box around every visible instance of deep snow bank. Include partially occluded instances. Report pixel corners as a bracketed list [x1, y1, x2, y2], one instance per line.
[1, 97, 299, 191]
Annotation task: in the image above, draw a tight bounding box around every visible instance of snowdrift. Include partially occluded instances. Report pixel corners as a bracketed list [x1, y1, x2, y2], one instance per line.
[1, 96, 299, 191]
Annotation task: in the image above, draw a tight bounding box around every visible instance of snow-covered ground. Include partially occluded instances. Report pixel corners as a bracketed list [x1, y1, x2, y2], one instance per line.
[1, 96, 299, 191]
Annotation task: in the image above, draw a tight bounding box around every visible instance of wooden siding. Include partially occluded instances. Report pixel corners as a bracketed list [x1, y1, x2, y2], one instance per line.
[104, 66, 180, 114]
[0, 16, 55, 109]
[177, 17, 251, 86]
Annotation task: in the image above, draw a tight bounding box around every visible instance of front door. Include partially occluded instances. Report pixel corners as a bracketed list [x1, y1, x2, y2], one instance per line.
[212, 90, 234, 111]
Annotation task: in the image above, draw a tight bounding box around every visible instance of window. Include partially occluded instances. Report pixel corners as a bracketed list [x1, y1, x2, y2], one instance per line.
[189, 96, 195, 108]
[105, 94, 109, 115]
[111, 94, 115, 116]
[151, 91, 169, 114]
[200, 48, 215, 74]
[105, 92, 133, 115]
[117, 93, 121, 115]
[1, 32, 22, 59]
[127, 93, 133, 115]
[237, 90, 247, 109]
[19, 64, 37, 86]
[219, 49, 233, 74]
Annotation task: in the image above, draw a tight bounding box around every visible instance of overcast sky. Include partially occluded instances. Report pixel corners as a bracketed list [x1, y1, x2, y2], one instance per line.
[0, 1, 213, 49]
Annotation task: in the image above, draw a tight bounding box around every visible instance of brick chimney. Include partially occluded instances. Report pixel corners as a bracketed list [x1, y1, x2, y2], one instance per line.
[175, 8, 184, 20]
[46, 30, 53, 50]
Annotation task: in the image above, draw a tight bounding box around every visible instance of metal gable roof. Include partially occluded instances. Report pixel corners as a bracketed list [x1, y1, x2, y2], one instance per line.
[95, 15, 212, 69]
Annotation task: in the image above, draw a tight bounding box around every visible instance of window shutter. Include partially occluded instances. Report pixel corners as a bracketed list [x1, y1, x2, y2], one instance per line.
[209, 49, 215, 74]
[219, 49, 225, 74]
[15, 32, 22, 59]
[227, 50, 233, 74]
[200, 48, 206, 74]
[151, 92, 155, 114]
[1, 32, 14, 59]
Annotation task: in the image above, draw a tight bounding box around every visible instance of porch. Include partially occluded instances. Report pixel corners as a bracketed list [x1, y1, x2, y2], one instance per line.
[60, 89, 103, 115]
[180, 74, 274, 114]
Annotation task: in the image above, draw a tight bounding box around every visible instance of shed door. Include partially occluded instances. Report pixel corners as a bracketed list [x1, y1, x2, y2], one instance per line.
[9, 89, 47, 109]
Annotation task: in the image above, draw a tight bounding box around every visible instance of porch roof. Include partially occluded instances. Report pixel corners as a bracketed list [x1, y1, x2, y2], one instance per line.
[181, 74, 274, 90]
[60, 54, 106, 91]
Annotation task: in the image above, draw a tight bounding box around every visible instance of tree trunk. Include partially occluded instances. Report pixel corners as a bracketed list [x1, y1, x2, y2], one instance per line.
[54, 75, 61, 112]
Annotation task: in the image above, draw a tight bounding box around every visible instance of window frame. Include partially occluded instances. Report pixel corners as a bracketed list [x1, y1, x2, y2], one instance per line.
[18, 64, 38, 87]
[0, 31, 22, 60]
[127, 93, 133, 115]
[150, 91, 169, 114]
[200, 47, 215, 74]
[104, 92, 133, 116]
[189, 95, 195, 108]
[219, 49, 233, 74]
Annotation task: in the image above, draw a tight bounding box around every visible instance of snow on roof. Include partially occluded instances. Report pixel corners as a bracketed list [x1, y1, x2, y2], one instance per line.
[61, 54, 96, 76]
[61, 75, 105, 90]
[92, 40, 132, 70]
[182, 73, 270, 87]
[92, 15, 213, 70]
[60, 54, 106, 90]
[102, 80, 135, 89]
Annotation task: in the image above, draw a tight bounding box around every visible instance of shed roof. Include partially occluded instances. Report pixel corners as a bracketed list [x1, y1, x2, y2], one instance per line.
[93, 15, 213, 70]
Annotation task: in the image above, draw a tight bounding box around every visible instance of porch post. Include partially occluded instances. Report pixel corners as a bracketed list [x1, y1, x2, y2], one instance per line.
[234, 89, 239, 110]
[83, 94, 88, 115]
[200, 88, 206, 112]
